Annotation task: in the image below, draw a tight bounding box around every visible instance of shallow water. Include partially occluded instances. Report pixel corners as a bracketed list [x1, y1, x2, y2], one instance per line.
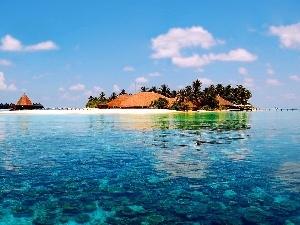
[0, 111, 299, 224]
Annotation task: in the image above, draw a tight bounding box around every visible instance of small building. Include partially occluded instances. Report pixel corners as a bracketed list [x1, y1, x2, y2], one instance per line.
[11, 93, 44, 110]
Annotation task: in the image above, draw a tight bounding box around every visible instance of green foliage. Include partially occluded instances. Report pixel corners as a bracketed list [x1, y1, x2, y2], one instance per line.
[108, 92, 117, 101]
[150, 97, 169, 109]
[85, 80, 253, 111]
[200, 85, 219, 110]
[85, 92, 108, 108]
[169, 101, 181, 110]
[119, 89, 127, 95]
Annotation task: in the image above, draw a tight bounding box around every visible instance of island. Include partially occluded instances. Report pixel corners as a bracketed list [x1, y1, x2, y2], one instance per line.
[86, 79, 253, 111]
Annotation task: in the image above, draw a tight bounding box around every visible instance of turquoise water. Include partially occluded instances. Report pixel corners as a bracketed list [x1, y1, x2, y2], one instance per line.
[0, 111, 299, 224]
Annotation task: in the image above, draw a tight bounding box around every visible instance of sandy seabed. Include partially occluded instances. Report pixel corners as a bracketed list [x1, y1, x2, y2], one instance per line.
[0, 108, 180, 115]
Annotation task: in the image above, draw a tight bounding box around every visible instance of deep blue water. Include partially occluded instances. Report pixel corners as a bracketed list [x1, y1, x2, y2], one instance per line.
[0, 111, 299, 225]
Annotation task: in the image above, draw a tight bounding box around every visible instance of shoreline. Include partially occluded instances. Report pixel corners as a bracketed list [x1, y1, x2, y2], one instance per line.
[0, 108, 180, 115]
[0, 108, 297, 115]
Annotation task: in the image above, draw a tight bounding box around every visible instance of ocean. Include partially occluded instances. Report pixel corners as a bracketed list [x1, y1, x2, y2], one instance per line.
[0, 111, 299, 224]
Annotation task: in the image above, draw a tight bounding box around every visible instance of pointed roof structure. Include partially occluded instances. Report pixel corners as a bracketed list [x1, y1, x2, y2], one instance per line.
[216, 95, 233, 106]
[16, 93, 33, 106]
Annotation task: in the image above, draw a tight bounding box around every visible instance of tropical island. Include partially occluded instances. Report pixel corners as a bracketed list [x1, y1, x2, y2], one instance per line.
[86, 79, 253, 111]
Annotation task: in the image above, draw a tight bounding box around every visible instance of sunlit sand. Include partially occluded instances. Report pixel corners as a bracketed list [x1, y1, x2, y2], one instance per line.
[0, 108, 179, 115]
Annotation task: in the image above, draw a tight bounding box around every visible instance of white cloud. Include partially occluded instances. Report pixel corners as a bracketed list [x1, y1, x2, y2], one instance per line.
[123, 66, 135, 72]
[228, 79, 237, 85]
[266, 63, 275, 75]
[0, 34, 58, 52]
[69, 83, 85, 91]
[151, 26, 257, 69]
[113, 84, 120, 92]
[0, 35, 22, 51]
[172, 54, 210, 67]
[198, 77, 213, 85]
[289, 75, 300, 81]
[269, 23, 300, 49]
[93, 86, 104, 92]
[0, 71, 16, 91]
[266, 78, 282, 86]
[135, 76, 148, 83]
[208, 48, 257, 61]
[151, 26, 222, 59]
[24, 41, 58, 51]
[129, 82, 142, 92]
[238, 67, 248, 75]
[7, 84, 16, 91]
[148, 72, 161, 77]
[59, 87, 65, 92]
[238, 67, 255, 87]
[0, 59, 13, 66]
[172, 49, 257, 68]
[84, 90, 93, 96]
[243, 77, 255, 88]
[84, 86, 105, 97]
[60, 93, 81, 101]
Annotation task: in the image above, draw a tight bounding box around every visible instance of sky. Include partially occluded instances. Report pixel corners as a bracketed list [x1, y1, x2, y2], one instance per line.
[0, 0, 300, 108]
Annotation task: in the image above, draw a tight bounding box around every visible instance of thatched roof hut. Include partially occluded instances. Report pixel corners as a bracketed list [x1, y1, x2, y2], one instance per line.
[106, 92, 172, 108]
[12, 93, 44, 110]
[17, 93, 33, 106]
[216, 95, 233, 107]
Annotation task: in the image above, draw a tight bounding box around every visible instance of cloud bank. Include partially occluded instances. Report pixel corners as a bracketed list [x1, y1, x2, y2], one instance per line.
[151, 26, 257, 68]
[123, 66, 135, 72]
[0, 72, 16, 91]
[289, 75, 300, 81]
[69, 83, 85, 91]
[269, 23, 300, 49]
[0, 59, 13, 66]
[0, 35, 58, 52]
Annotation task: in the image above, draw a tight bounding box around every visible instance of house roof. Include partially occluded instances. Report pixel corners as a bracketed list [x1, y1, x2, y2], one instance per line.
[216, 95, 233, 106]
[16, 93, 33, 106]
[106, 94, 130, 108]
[107, 92, 172, 108]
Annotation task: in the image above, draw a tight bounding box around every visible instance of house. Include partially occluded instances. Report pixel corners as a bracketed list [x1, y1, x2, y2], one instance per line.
[11, 93, 44, 110]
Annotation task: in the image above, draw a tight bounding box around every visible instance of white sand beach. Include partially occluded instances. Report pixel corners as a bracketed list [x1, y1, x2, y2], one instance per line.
[0, 108, 179, 115]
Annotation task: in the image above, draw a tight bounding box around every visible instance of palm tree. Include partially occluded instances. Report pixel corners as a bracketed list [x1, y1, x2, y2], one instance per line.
[170, 90, 177, 98]
[215, 84, 225, 97]
[119, 89, 127, 95]
[174, 88, 193, 111]
[191, 79, 202, 109]
[149, 86, 158, 93]
[201, 85, 218, 110]
[108, 92, 117, 101]
[234, 85, 252, 105]
[223, 85, 235, 103]
[98, 92, 106, 103]
[140, 86, 148, 92]
[158, 84, 171, 97]
[184, 85, 193, 102]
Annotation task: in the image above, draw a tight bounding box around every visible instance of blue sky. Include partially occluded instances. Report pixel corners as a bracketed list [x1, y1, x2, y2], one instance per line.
[0, 0, 300, 108]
